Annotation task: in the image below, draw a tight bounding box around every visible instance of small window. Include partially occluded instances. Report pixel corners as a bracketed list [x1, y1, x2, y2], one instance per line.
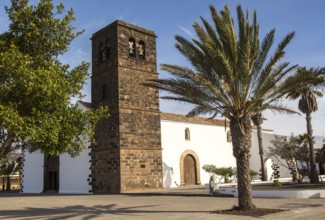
[104, 39, 110, 60]
[138, 40, 145, 60]
[128, 37, 136, 57]
[102, 85, 107, 100]
[227, 131, 232, 143]
[185, 128, 190, 141]
[99, 42, 104, 62]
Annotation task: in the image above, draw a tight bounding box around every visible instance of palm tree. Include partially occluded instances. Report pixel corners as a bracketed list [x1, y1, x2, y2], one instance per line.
[151, 5, 300, 210]
[287, 67, 325, 183]
[251, 112, 267, 181]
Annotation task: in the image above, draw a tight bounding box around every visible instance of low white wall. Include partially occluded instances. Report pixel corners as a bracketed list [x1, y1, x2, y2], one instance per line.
[219, 186, 325, 198]
[59, 146, 91, 194]
[22, 151, 44, 193]
[161, 120, 236, 188]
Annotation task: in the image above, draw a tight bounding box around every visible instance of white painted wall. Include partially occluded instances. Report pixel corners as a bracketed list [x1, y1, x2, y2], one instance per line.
[59, 101, 92, 194]
[22, 151, 44, 193]
[250, 131, 291, 180]
[21, 101, 292, 193]
[59, 146, 91, 194]
[161, 120, 236, 188]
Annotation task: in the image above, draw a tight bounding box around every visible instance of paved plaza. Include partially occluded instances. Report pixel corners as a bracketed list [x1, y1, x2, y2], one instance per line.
[1, 186, 325, 220]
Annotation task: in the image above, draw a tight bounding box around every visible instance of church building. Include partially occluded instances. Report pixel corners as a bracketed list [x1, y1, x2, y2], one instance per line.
[20, 20, 281, 194]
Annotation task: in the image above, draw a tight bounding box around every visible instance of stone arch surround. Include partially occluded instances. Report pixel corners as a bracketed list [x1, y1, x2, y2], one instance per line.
[179, 150, 201, 186]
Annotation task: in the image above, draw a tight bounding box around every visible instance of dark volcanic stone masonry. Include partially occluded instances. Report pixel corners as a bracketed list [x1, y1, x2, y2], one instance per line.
[90, 20, 163, 193]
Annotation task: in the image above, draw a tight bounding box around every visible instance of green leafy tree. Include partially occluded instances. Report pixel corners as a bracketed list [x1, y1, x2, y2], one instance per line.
[249, 170, 258, 179]
[296, 133, 310, 174]
[203, 164, 258, 183]
[0, 0, 108, 158]
[202, 165, 236, 183]
[286, 67, 325, 183]
[202, 164, 217, 177]
[214, 167, 236, 183]
[268, 135, 309, 183]
[150, 4, 299, 210]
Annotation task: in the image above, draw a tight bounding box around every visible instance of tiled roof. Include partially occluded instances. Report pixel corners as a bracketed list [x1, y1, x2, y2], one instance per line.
[160, 112, 229, 127]
[160, 112, 273, 132]
[78, 101, 92, 109]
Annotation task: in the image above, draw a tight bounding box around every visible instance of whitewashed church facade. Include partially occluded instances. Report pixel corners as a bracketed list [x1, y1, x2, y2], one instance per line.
[21, 102, 280, 193]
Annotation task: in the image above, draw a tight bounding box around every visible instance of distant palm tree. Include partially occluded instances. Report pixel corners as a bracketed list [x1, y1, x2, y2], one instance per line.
[151, 5, 300, 210]
[287, 67, 325, 183]
[251, 112, 267, 181]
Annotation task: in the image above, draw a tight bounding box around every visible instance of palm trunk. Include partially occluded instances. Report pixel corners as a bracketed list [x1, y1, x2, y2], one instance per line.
[306, 112, 319, 183]
[256, 123, 267, 181]
[230, 118, 255, 210]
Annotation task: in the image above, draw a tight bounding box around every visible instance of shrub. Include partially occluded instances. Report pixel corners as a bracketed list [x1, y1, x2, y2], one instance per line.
[272, 180, 282, 187]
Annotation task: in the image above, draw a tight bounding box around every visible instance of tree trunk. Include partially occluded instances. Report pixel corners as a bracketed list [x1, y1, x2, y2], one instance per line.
[256, 123, 267, 181]
[306, 112, 319, 183]
[5, 175, 11, 191]
[230, 117, 255, 210]
[0, 133, 15, 160]
[2, 176, 5, 191]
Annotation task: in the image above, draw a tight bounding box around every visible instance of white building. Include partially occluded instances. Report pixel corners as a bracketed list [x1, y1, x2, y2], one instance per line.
[21, 101, 281, 193]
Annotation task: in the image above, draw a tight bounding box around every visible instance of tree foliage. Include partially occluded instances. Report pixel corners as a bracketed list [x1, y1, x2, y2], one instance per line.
[203, 164, 258, 183]
[203, 164, 236, 183]
[268, 135, 309, 182]
[150, 4, 301, 210]
[0, 0, 108, 158]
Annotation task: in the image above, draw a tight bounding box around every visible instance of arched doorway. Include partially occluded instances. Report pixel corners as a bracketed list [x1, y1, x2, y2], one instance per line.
[183, 155, 196, 185]
[179, 150, 201, 186]
[43, 155, 59, 192]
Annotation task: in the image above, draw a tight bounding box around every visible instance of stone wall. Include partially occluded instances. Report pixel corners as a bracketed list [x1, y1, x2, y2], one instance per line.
[91, 20, 163, 193]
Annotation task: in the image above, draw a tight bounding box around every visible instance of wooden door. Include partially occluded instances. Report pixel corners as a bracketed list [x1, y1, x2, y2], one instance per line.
[183, 154, 196, 185]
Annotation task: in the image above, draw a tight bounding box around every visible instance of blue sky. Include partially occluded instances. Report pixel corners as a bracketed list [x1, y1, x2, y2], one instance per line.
[1, 0, 325, 138]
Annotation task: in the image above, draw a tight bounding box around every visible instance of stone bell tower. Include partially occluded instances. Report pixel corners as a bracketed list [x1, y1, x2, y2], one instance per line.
[90, 20, 163, 193]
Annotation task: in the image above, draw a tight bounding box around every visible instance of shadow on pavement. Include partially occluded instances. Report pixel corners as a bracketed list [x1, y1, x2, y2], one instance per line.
[0, 204, 211, 220]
